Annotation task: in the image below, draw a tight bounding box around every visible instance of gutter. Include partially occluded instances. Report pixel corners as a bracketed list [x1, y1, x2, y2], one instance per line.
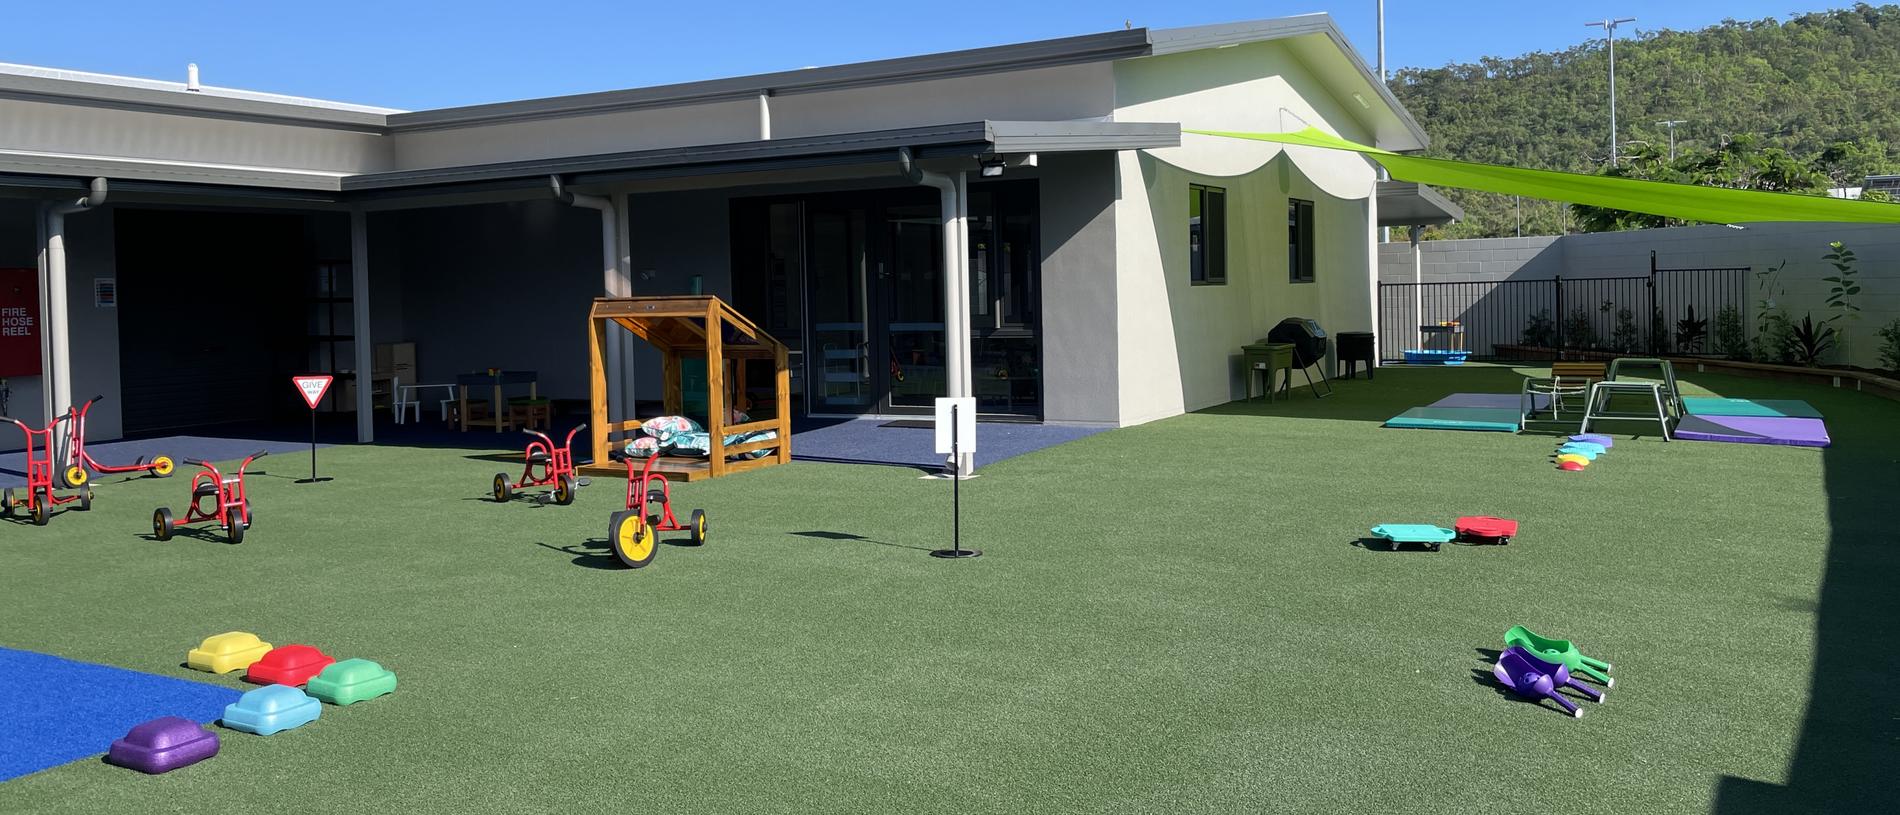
[898, 147, 972, 476]
[38, 177, 106, 428]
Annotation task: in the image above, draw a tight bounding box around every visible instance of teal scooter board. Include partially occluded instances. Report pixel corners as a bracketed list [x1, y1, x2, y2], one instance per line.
[1370, 524, 1456, 552]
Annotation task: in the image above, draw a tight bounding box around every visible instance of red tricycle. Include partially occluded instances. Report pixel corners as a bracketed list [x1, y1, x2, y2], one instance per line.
[606, 450, 706, 569]
[2, 411, 92, 526]
[60, 395, 175, 487]
[154, 451, 264, 544]
[492, 425, 587, 505]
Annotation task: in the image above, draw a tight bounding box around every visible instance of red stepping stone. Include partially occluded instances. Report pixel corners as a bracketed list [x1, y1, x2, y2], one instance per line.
[245, 645, 336, 687]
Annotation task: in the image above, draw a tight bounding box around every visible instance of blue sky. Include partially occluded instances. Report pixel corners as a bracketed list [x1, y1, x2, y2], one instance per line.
[6, 1, 1815, 110]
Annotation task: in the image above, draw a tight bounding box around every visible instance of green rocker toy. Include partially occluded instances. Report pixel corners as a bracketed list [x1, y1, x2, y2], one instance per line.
[1504, 625, 1614, 687]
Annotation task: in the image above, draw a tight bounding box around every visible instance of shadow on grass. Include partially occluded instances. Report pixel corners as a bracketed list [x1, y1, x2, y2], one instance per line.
[1348, 537, 1441, 553]
[1713, 383, 1899, 813]
[791, 530, 933, 552]
[536, 534, 701, 570]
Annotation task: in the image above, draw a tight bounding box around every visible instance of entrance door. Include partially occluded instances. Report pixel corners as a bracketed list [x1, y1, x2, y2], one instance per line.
[882, 203, 946, 411]
[804, 206, 874, 413]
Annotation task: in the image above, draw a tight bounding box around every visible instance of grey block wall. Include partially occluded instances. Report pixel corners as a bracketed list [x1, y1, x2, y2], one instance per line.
[1377, 235, 1563, 283]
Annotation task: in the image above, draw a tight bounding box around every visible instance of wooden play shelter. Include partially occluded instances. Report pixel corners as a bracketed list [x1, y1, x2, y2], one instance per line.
[584, 295, 791, 480]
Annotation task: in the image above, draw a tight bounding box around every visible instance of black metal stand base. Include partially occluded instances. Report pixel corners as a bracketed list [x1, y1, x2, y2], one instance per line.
[929, 548, 982, 559]
[294, 477, 334, 484]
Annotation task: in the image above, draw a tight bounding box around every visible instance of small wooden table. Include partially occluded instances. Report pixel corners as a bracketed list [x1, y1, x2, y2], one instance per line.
[456, 371, 538, 433]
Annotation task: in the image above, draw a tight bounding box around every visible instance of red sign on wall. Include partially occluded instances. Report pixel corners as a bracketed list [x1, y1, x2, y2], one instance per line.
[0, 268, 40, 378]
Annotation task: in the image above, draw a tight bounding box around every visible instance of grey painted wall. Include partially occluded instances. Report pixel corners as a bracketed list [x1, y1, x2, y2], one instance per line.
[1037, 153, 1118, 424]
[0, 199, 121, 438]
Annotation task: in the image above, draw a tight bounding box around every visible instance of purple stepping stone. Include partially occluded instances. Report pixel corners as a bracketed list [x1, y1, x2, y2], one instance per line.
[106, 716, 220, 774]
[1568, 433, 1613, 448]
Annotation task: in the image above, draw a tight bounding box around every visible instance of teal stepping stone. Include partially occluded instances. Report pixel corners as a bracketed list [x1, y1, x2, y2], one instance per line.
[306, 658, 397, 706]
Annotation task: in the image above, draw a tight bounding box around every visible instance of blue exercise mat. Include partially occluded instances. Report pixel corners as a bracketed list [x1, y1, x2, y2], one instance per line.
[0, 647, 241, 781]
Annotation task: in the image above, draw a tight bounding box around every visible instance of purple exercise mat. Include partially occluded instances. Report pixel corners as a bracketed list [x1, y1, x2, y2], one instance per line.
[1674, 415, 1831, 448]
[1430, 393, 1552, 411]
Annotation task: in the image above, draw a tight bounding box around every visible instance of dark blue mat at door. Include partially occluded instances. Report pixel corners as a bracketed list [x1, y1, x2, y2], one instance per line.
[0, 647, 241, 781]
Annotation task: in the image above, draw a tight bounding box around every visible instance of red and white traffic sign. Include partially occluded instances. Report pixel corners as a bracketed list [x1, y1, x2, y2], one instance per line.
[292, 375, 334, 409]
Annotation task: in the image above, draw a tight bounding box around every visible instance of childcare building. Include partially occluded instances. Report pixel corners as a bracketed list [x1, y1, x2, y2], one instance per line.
[0, 13, 1456, 443]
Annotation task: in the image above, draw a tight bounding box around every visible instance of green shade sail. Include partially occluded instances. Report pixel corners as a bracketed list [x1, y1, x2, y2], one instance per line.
[1189, 128, 1900, 225]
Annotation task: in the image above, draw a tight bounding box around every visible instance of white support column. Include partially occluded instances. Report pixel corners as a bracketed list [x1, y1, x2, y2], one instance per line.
[40, 179, 106, 433]
[350, 209, 374, 443]
[1411, 225, 1423, 353]
[35, 206, 53, 424]
[613, 191, 635, 432]
[757, 91, 772, 140]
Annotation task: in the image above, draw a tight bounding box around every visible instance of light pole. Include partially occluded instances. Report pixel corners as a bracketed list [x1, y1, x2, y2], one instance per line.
[1655, 119, 1686, 160]
[1585, 17, 1637, 165]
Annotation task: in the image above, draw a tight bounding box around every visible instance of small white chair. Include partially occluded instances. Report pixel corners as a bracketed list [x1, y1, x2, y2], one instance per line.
[392, 377, 421, 424]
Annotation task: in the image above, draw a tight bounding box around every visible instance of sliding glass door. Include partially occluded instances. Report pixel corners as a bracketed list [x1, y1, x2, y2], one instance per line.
[730, 182, 1042, 419]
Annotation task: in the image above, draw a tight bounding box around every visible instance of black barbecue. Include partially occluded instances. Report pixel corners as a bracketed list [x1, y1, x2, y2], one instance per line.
[1266, 317, 1330, 367]
[1262, 317, 1333, 398]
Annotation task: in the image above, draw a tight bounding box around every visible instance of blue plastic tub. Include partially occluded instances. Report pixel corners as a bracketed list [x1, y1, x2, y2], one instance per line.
[1403, 349, 1469, 365]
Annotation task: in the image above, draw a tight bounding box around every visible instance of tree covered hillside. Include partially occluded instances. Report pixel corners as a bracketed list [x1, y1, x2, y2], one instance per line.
[1388, 4, 1900, 238]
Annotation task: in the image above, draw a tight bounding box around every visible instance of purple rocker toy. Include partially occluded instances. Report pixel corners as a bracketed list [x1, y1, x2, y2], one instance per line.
[105, 716, 220, 773]
[1493, 646, 1605, 718]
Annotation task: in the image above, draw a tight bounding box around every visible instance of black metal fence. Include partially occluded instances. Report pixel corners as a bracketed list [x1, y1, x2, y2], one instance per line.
[1377, 253, 1748, 361]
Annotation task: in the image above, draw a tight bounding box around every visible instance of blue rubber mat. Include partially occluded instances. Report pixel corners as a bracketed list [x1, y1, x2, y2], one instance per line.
[1383, 406, 1521, 432]
[0, 647, 241, 781]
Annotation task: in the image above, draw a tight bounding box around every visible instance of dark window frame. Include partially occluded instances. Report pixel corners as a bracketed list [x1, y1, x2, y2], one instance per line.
[1189, 184, 1227, 286]
[1288, 198, 1315, 284]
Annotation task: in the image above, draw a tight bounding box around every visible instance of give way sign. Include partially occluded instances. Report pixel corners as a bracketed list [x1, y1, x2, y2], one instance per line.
[292, 375, 334, 409]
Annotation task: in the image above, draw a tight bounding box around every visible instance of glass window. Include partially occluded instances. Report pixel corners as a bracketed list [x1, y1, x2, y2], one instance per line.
[1189, 185, 1227, 285]
[1288, 198, 1315, 283]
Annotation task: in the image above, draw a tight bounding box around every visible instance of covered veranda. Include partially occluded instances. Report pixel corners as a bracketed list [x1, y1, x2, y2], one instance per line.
[3, 120, 1176, 476]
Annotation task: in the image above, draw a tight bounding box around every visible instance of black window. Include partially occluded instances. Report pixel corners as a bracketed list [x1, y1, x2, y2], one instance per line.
[1189, 184, 1226, 285]
[1288, 198, 1315, 283]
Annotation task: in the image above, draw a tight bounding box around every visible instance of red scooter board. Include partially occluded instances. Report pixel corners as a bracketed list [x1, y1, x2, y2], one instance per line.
[1455, 516, 1519, 544]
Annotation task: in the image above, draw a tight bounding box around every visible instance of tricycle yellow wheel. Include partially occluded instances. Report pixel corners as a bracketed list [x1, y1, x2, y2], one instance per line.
[63, 465, 88, 488]
[152, 456, 175, 477]
[610, 510, 656, 569]
[690, 509, 707, 546]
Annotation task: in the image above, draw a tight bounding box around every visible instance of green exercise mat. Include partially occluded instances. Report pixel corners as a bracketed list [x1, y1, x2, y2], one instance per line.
[1382, 406, 1520, 432]
[1682, 397, 1822, 419]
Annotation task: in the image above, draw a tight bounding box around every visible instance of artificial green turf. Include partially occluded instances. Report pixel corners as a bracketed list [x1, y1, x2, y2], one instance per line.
[2, 366, 1894, 813]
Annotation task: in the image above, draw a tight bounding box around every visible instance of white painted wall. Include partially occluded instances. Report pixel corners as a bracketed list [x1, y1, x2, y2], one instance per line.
[1110, 40, 1381, 425]
[0, 98, 392, 174]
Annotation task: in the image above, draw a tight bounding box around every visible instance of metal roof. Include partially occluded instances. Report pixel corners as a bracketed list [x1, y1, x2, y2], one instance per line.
[0, 120, 1179, 199]
[0, 14, 1423, 148]
[1376, 181, 1464, 227]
